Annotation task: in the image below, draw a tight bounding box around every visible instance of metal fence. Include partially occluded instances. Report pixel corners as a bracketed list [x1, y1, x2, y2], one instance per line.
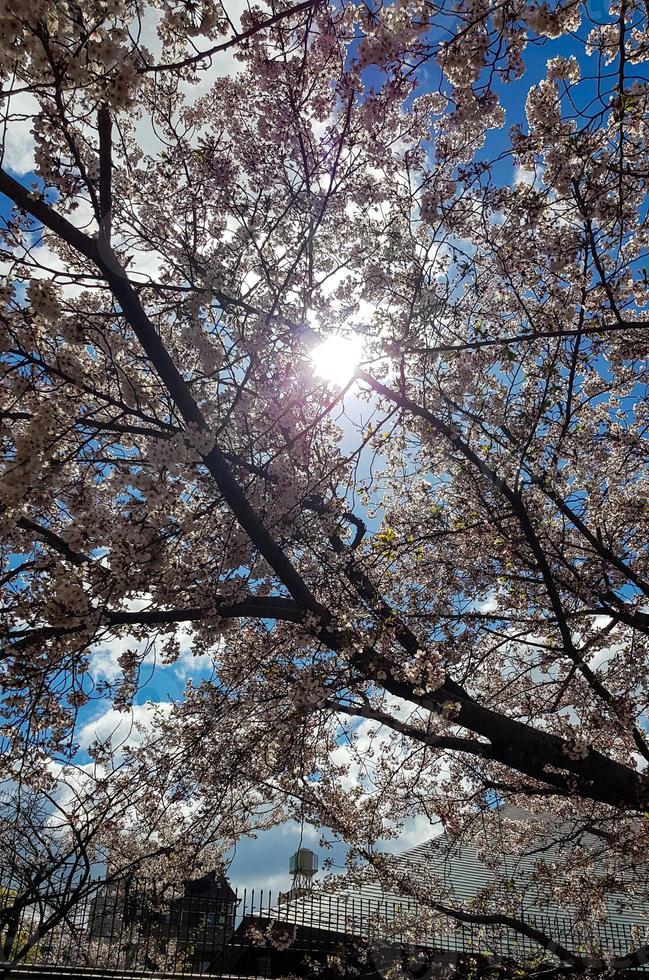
[2, 873, 648, 978]
[1, 878, 379, 978]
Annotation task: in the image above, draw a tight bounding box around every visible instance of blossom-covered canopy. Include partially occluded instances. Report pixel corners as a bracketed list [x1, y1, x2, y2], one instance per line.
[1, 0, 649, 971]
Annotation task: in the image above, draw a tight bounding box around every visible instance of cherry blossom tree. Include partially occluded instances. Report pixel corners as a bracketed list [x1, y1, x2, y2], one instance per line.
[1, 0, 649, 971]
[0, 726, 276, 972]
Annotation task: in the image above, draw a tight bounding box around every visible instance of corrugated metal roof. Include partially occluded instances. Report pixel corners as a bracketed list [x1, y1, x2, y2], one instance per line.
[266, 808, 649, 964]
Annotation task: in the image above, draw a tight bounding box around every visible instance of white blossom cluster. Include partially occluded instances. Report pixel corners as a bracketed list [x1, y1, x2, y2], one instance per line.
[27, 279, 61, 321]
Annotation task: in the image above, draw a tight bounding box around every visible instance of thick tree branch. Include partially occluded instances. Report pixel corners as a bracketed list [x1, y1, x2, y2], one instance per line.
[97, 103, 112, 243]
[5, 595, 302, 649]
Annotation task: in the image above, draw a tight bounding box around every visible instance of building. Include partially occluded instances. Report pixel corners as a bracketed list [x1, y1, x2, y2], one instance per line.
[168, 872, 238, 971]
[230, 807, 649, 977]
[87, 871, 238, 972]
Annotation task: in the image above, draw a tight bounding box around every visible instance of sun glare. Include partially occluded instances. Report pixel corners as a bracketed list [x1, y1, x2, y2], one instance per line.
[311, 334, 363, 387]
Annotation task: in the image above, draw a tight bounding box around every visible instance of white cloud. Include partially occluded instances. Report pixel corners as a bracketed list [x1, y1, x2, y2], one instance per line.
[88, 593, 211, 681]
[381, 813, 443, 852]
[477, 594, 499, 614]
[171, 634, 215, 680]
[2, 91, 39, 175]
[90, 617, 212, 684]
[513, 164, 536, 187]
[89, 595, 157, 681]
[77, 700, 172, 760]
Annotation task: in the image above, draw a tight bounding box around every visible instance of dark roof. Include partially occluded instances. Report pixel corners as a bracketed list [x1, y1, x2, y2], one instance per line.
[182, 870, 237, 901]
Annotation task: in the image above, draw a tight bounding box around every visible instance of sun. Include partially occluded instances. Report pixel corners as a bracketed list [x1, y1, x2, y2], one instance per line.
[311, 333, 364, 387]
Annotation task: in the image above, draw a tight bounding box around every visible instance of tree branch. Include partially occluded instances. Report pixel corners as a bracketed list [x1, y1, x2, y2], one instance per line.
[141, 0, 322, 73]
[97, 103, 112, 243]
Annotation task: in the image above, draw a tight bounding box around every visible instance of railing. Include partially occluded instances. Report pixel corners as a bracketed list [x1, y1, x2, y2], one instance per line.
[2, 874, 648, 978]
